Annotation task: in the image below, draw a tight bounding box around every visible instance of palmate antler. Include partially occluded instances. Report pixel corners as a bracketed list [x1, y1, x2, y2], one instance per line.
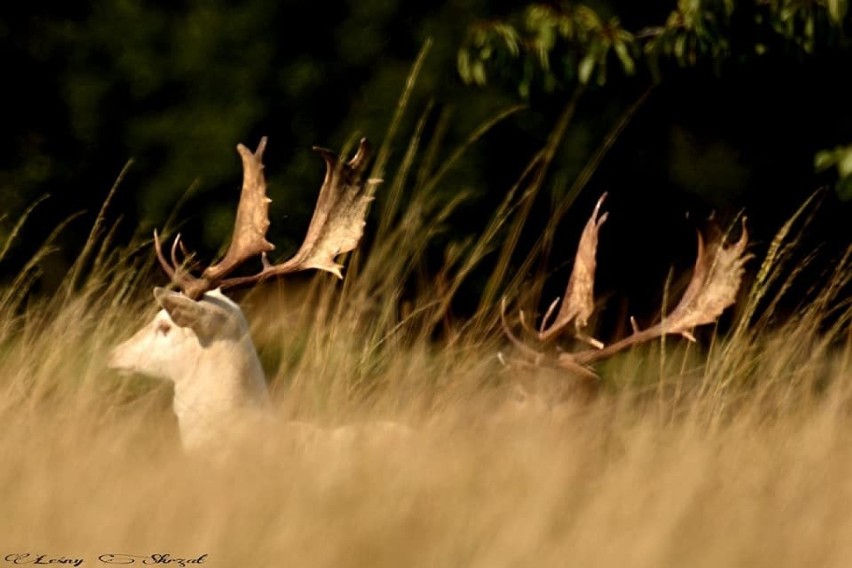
[501, 194, 751, 375]
[155, 137, 376, 300]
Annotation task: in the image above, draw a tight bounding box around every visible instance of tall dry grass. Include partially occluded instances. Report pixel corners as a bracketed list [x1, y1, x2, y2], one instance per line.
[0, 246, 849, 567]
[1, 47, 851, 566]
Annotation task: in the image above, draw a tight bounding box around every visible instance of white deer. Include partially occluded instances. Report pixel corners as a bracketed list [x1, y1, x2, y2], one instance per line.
[110, 138, 382, 452]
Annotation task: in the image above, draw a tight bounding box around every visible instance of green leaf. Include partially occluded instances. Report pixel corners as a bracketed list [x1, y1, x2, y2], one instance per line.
[471, 60, 487, 86]
[815, 150, 838, 172]
[536, 38, 552, 70]
[838, 147, 852, 178]
[596, 55, 608, 86]
[457, 49, 472, 84]
[614, 41, 635, 75]
[827, 0, 849, 24]
[675, 33, 687, 60]
[836, 175, 852, 201]
[815, 145, 852, 176]
[492, 23, 520, 56]
[578, 53, 595, 84]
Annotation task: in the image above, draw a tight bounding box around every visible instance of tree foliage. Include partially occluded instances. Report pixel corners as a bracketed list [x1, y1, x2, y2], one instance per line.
[459, 0, 851, 93]
[458, 0, 852, 200]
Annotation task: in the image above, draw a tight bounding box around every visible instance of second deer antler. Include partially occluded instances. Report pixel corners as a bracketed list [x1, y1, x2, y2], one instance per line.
[502, 195, 751, 374]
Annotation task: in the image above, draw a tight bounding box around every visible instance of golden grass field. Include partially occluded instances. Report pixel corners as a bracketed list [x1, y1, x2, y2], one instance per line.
[0, 192, 849, 568]
[1, 57, 850, 567]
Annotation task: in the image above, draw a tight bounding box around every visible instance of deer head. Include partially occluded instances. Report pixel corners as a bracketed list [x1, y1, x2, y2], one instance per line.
[501, 194, 752, 377]
[109, 138, 376, 450]
[110, 288, 260, 381]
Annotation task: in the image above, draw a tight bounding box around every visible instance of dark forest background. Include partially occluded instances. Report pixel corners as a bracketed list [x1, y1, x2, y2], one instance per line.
[1, 0, 850, 315]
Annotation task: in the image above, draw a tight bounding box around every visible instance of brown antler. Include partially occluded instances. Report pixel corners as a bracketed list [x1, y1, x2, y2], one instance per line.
[569, 217, 750, 367]
[502, 196, 751, 375]
[537, 193, 608, 346]
[501, 194, 607, 353]
[154, 137, 375, 300]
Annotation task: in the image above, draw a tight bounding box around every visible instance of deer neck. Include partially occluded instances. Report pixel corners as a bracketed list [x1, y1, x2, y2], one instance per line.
[171, 334, 273, 451]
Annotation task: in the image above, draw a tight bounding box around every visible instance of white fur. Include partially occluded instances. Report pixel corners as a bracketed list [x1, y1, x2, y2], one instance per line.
[110, 289, 273, 451]
[110, 289, 410, 453]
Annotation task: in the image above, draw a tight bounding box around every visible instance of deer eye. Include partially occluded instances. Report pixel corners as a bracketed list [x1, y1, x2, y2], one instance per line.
[156, 321, 172, 336]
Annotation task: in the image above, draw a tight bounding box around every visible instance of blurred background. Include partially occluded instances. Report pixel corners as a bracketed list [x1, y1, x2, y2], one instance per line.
[1, 0, 850, 311]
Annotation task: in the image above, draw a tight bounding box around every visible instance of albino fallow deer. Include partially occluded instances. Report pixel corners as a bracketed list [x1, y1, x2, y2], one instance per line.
[109, 137, 379, 452]
[501, 193, 751, 378]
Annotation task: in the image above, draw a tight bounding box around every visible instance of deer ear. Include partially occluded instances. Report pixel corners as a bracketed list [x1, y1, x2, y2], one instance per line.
[154, 287, 206, 328]
[153, 287, 230, 344]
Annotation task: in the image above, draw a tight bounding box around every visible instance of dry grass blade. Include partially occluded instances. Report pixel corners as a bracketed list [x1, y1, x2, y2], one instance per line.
[68, 160, 134, 293]
[0, 194, 50, 264]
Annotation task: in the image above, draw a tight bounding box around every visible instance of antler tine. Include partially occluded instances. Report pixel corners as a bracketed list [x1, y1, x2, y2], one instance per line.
[153, 229, 176, 279]
[170, 234, 183, 272]
[500, 297, 545, 360]
[153, 229, 207, 294]
[539, 297, 561, 335]
[218, 138, 374, 291]
[345, 137, 372, 174]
